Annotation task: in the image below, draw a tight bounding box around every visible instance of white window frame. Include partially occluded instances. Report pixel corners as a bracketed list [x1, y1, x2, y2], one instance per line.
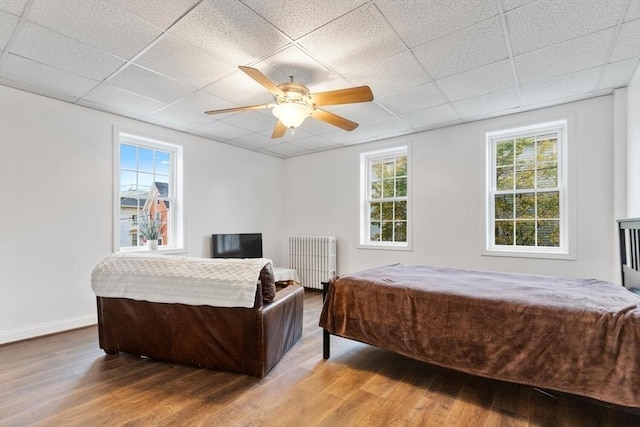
[483, 119, 575, 259]
[113, 129, 185, 254]
[359, 145, 412, 251]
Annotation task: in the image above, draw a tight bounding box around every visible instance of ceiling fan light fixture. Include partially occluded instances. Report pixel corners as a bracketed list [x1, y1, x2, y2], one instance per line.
[272, 102, 313, 129]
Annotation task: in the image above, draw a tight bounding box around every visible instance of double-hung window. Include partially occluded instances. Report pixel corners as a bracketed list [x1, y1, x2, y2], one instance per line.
[114, 131, 184, 253]
[360, 146, 410, 249]
[485, 120, 571, 258]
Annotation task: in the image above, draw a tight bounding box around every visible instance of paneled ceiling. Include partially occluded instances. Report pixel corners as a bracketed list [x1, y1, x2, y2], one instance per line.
[1, 0, 638, 158]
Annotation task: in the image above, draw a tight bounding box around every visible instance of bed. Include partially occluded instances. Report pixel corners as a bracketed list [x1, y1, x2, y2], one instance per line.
[319, 219, 640, 409]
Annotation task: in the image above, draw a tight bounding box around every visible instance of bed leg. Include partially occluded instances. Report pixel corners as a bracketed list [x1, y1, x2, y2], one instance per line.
[322, 281, 330, 359]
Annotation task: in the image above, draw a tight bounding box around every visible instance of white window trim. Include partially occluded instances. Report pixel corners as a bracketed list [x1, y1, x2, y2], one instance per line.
[359, 145, 412, 251]
[113, 128, 185, 254]
[482, 119, 576, 260]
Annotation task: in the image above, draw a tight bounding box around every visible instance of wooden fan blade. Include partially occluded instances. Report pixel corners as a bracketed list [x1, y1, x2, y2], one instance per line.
[311, 109, 359, 131]
[239, 66, 286, 97]
[310, 86, 373, 107]
[205, 104, 270, 115]
[271, 120, 287, 138]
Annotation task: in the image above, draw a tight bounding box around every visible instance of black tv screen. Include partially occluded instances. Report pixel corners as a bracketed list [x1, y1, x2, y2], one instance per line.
[211, 233, 263, 259]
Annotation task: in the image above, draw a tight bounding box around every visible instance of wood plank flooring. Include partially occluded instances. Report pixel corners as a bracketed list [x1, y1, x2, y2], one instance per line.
[1, 290, 638, 426]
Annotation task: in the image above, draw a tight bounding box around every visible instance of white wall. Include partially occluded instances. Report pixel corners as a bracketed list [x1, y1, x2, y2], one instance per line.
[627, 65, 640, 217]
[0, 86, 285, 343]
[284, 96, 618, 282]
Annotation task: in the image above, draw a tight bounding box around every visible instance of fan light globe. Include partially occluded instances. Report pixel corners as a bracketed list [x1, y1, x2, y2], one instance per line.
[272, 103, 312, 129]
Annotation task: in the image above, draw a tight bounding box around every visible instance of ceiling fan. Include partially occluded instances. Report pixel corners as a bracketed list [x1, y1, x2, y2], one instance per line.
[205, 66, 374, 138]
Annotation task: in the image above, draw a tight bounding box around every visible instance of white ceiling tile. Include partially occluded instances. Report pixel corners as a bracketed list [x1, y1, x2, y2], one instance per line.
[344, 50, 431, 98]
[0, 76, 77, 103]
[625, 0, 640, 22]
[197, 120, 254, 141]
[322, 127, 372, 145]
[413, 17, 508, 79]
[135, 34, 235, 88]
[610, 19, 640, 62]
[108, 64, 195, 103]
[377, 82, 447, 115]
[242, 0, 366, 40]
[399, 103, 460, 129]
[170, 0, 290, 66]
[0, 0, 28, 15]
[506, 0, 626, 55]
[520, 67, 602, 105]
[203, 68, 275, 106]
[436, 59, 516, 101]
[228, 132, 281, 149]
[376, 0, 497, 47]
[221, 110, 276, 132]
[328, 102, 392, 125]
[598, 57, 640, 90]
[0, 53, 98, 99]
[28, 0, 162, 59]
[261, 45, 337, 89]
[82, 83, 164, 117]
[146, 105, 213, 129]
[514, 28, 613, 84]
[292, 135, 338, 152]
[11, 21, 126, 81]
[453, 88, 520, 118]
[173, 90, 238, 115]
[259, 142, 311, 158]
[77, 98, 145, 119]
[502, 0, 536, 12]
[0, 9, 18, 50]
[106, 0, 199, 30]
[363, 116, 413, 138]
[298, 3, 406, 74]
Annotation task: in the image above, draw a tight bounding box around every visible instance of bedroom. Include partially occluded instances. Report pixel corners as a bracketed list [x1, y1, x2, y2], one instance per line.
[1, 0, 640, 424]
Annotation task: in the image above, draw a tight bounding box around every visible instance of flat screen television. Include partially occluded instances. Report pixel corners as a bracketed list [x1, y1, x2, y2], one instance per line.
[211, 233, 263, 259]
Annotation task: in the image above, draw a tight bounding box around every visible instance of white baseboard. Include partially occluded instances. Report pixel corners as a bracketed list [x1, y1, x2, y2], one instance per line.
[0, 314, 97, 345]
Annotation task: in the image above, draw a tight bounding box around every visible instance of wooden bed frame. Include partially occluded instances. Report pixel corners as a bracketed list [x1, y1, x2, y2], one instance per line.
[320, 219, 640, 408]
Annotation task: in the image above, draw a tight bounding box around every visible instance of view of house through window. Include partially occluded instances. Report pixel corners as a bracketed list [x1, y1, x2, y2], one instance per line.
[117, 134, 179, 251]
[360, 146, 409, 248]
[487, 120, 567, 254]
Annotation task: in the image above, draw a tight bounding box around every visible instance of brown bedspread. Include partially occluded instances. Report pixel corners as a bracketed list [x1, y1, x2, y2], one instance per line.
[319, 264, 640, 408]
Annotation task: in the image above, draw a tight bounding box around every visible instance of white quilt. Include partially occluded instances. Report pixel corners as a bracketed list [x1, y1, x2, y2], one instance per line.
[91, 253, 272, 308]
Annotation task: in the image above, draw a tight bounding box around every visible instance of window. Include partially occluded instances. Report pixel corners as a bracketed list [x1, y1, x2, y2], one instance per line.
[114, 131, 184, 253]
[485, 120, 571, 257]
[360, 146, 410, 249]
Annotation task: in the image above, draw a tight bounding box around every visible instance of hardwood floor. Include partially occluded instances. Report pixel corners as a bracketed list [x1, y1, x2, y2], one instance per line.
[1, 291, 638, 426]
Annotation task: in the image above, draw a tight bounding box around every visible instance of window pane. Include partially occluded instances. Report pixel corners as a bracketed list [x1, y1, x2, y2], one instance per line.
[515, 220, 535, 246]
[138, 147, 154, 172]
[371, 181, 381, 198]
[536, 137, 557, 162]
[537, 191, 559, 218]
[381, 222, 393, 241]
[396, 177, 407, 197]
[496, 140, 513, 166]
[371, 162, 383, 180]
[370, 222, 381, 241]
[370, 202, 381, 221]
[382, 178, 394, 197]
[537, 162, 557, 188]
[495, 220, 513, 245]
[394, 222, 407, 242]
[515, 168, 534, 189]
[120, 170, 136, 193]
[382, 161, 394, 178]
[120, 144, 137, 170]
[381, 202, 394, 220]
[515, 137, 535, 168]
[496, 166, 513, 190]
[395, 200, 407, 220]
[138, 172, 153, 193]
[154, 175, 170, 197]
[396, 156, 407, 176]
[494, 194, 513, 219]
[516, 193, 535, 218]
[537, 220, 560, 247]
[155, 151, 170, 175]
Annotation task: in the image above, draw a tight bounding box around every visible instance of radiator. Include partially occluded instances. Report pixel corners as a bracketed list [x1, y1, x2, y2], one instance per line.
[288, 236, 337, 290]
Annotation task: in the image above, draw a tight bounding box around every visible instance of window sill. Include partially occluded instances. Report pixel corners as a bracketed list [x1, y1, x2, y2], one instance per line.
[482, 247, 575, 260]
[118, 247, 187, 255]
[358, 243, 412, 251]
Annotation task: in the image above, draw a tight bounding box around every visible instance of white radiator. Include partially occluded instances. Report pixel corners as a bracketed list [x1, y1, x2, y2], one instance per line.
[288, 236, 337, 290]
